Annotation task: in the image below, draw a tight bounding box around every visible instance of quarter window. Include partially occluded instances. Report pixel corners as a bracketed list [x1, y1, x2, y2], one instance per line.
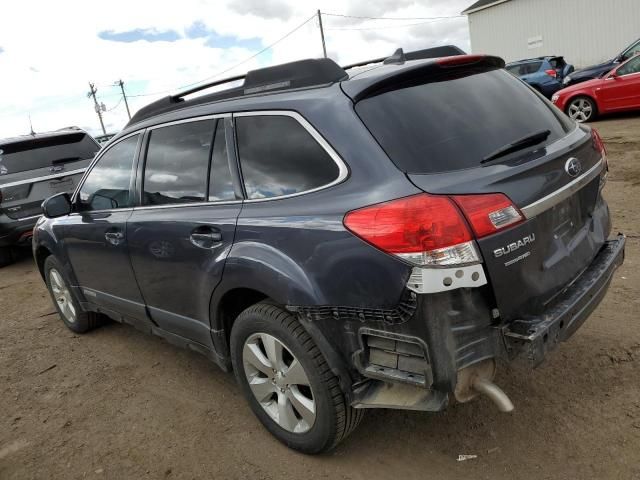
[78, 135, 138, 211]
[236, 115, 340, 199]
[143, 120, 214, 205]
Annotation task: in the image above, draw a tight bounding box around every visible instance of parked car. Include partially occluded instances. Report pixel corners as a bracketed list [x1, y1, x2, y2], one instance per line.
[552, 53, 640, 122]
[33, 51, 624, 453]
[0, 128, 99, 266]
[94, 133, 116, 146]
[563, 37, 640, 87]
[506, 56, 574, 97]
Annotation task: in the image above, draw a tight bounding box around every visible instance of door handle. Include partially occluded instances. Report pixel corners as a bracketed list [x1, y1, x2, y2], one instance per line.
[105, 231, 125, 246]
[190, 228, 222, 249]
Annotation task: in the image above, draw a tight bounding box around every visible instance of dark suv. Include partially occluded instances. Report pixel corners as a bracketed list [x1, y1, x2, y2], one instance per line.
[33, 49, 625, 453]
[0, 128, 99, 266]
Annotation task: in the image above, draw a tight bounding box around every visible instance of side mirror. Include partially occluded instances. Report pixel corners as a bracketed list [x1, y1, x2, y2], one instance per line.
[42, 193, 72, 218]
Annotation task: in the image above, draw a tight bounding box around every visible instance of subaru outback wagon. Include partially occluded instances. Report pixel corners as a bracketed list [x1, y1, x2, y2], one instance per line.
[34, 49, 625, 453]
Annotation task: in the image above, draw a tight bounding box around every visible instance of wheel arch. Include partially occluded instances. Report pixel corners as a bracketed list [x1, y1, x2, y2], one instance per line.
[35, 245, 52, 281]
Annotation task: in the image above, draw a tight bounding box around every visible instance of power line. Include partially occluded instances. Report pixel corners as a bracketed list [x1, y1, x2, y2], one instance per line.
[177, 13, 317, 94]
[105, 96, 124, 112]
[322, 12, 464, 21]
[325, 19, 459, 31]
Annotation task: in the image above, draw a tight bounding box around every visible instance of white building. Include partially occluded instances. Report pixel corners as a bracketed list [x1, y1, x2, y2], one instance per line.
[463, 0, 640, 67]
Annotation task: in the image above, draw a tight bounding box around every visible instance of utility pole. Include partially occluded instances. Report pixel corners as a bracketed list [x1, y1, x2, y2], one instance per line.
[28, 114, 35, 135]
[317, 9, 327, 58]
[115, 79, 132, 120]
[87, 82, 106, 135]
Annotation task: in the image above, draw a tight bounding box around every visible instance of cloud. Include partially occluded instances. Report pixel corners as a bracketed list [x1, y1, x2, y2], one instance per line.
[99, 28, 182, 43]
[229, 0, 293, 20]
[0, 0, 471, 138]
[185, 21, 262, 50]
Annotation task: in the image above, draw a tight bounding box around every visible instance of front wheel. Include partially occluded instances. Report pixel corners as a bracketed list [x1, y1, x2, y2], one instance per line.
[44, 256, 103, 333]
[230, 303, 364, 453]
[566, 96, 597, 122]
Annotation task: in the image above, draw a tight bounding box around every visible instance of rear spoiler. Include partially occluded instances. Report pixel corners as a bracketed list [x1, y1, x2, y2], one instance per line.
[342, 55, 505, 102]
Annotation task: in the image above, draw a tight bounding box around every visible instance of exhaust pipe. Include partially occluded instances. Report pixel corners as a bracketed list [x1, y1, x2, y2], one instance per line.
[454, 359, 514, 412]
[472, 377, 514, 412]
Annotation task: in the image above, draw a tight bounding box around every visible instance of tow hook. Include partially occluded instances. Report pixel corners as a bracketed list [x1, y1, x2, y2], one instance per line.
[454, 359, 514, 412]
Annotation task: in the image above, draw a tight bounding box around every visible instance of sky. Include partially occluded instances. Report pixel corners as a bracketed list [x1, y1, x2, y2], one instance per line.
[0, 0, 472, 138]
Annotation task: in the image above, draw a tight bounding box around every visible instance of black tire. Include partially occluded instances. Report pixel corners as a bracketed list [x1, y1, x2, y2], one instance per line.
[0, 246, 14, 268]
[566, 95, 598, 123]
[230, 303, 364, 453]
[43, 256, 103, 333]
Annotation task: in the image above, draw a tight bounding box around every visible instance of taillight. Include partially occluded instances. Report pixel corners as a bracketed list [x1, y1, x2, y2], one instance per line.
[545, 69, 557, 78]
[592, 128, 608, 190]
[591, 128, 606, 156]
[437, 55, 486, 67]
[452, 194, 523, 238]
[343, 192, 522, 267]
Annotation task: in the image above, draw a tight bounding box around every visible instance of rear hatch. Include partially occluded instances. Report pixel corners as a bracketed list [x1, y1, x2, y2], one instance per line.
[0, 131, 99, 219]
[349, 58, 609, 321]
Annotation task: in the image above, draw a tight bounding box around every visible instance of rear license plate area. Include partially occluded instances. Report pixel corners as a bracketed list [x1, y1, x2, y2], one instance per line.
[49, 177, 74, 195]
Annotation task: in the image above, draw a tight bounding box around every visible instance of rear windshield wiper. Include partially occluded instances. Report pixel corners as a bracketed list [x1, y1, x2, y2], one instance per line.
[481, 129, 551, 164]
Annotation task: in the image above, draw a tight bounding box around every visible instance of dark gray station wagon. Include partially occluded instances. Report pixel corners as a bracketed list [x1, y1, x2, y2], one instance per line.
[33, 48, 625, 453]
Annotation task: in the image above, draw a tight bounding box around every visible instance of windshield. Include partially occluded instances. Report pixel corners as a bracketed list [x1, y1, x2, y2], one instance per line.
[0, 132, 99, 175]
[355, 69, 573, 174]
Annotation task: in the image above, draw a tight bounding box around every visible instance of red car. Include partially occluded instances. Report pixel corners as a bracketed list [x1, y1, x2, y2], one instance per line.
[552, 53, 640, 122]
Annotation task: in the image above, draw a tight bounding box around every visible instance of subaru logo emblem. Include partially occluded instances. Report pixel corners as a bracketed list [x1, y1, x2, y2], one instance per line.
[565, 157, 582, 178]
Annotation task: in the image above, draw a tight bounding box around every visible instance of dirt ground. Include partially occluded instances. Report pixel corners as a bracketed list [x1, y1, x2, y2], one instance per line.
[1, 115, 640, 480]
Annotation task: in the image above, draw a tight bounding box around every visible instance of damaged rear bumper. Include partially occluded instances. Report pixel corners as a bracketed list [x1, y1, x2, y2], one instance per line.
[295, 235, 625, 412]
[502, 234, 625, 366]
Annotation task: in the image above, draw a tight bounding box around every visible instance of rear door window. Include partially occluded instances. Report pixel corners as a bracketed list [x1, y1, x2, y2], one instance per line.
[355, 68, 574, 174]
[0, 132, 99, 176]
[142, 120, 214, 205]
[235, 115, 340, 199]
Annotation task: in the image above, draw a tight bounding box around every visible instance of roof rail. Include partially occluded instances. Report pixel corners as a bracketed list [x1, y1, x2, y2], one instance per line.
[127, 45, 466, 127]
[127, 58, 348, 126]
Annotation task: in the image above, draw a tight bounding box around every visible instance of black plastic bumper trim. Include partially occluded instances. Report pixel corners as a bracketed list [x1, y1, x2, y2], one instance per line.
[502, 234, 625, 366]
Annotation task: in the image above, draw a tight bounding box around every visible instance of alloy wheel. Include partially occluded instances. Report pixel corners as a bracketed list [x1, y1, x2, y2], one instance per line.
[567, 98, 594, 122]
[242, 333, 316, 433]
[49, 268, 76, 324]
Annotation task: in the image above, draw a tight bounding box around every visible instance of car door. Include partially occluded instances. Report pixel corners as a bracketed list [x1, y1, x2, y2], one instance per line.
[126, 116, 242, 347]
[599, 56, 640, 110]
[63, 133, 148, 323]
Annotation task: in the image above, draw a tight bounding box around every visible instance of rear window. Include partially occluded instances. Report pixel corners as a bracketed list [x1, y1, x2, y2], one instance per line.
[356, 69, 573, 174]
[505, 61, 542, 75]
[0, 132, 99, 175]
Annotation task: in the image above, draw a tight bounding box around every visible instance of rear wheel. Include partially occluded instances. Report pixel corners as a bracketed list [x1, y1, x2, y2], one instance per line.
[0, 246, 14, 268]
[566, 96, 597, 122]
[230, 303, 364, 453]
[44, 256, 103, 333]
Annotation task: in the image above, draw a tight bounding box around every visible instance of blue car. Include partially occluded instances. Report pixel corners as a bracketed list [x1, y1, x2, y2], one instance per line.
[506, 56, 574, 98]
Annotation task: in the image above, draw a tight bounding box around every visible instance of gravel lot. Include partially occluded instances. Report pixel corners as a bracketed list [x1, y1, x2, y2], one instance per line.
[1, 114, 639, 480]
